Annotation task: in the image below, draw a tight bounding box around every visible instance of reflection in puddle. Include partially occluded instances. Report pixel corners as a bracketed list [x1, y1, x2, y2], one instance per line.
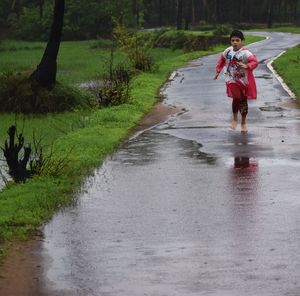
[231, 156, 259, 197]
[234, 157, 258, 169]
[229, 156, 260, 260]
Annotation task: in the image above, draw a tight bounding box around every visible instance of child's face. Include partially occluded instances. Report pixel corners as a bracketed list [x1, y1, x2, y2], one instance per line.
[231, 37, 243, 51]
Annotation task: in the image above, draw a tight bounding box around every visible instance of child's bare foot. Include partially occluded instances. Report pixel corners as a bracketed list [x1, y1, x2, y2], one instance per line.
[241, 124, 248, 133]
[231, 120, 238, 129]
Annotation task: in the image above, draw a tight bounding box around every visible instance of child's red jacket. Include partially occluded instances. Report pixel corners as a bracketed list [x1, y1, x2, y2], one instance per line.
[216, 46, 258, 99]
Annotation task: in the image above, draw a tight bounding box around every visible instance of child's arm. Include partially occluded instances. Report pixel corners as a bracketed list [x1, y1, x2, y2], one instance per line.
[246, 55, 258, 70]
[237, 54, 258, 70]
[214, 53, 226, 80]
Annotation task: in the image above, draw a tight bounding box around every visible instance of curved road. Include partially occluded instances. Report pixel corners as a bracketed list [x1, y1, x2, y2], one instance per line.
[4, 32, 300, 295]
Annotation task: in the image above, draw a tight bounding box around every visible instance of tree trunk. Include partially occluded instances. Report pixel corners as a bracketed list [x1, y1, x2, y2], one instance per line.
[293, 0, 298, 22]
[215, 0, 222, 23]
[177, 0, 183, 30]
[184, 0, 193, 30]
[245, 0, 252, 23]
[132, 0, 140, 26]
[267, 0, 273, 28]
[30, 0, 65, 89]
[191, 0, 195, 24]
[158, 0, 163, 26]
[202, 0, 208, 23]
[39, 0, 44, 18]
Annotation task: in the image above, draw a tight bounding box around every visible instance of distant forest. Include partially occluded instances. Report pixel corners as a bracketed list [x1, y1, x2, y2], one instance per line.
[1, 0, 299, 40]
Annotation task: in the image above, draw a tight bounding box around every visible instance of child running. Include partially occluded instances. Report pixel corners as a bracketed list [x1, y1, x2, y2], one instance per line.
[214, 30, 258, 133]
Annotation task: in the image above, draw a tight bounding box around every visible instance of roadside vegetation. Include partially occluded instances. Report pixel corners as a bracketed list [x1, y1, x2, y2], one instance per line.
[272, 44, 300, 98]
[253, 26, 300, 34]
[0, 31, 264, 257]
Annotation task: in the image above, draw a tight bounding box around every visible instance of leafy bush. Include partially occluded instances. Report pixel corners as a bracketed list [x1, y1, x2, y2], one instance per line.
[137, 28, 169, 45]
[184, 35, 229, 51]
[0, 71, 93, 113]
[9, 0, 134, 41]
[152, 30, 228, 51]
[153, 30, 188, 49]
[191, 21, 216, 31]
[183, 36, 209, 51]
[231, 23, 253, 30]
[98, 61, 133, 107]
[89, 38, 115, 49]
[212, 25, 232, 36]
[114, 24, 156, 72]
[11, 3, 53, 41]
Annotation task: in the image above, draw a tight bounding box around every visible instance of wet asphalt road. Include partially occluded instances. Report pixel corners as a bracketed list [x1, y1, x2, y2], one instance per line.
[41, 33, 300, 296]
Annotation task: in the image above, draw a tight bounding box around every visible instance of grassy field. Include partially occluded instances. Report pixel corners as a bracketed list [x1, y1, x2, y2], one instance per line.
[0, 35, 264, 257]
[253, 26, 300, 34]
[272, 44, 300, 98]
[0, 40, 126, 84]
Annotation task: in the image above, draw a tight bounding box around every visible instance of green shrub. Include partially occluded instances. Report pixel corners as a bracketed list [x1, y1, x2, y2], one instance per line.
[151, 30, 228, 51]
[98, 63, 133, 107]
[154, 30, 188, 49]
[185, 35, 229, 51]
[9, 1, 115, 41]
[231, 23, 253, 30]
[114, 24, 156, 72]
[11, 3, 53, 41]
[191, 21, 216, 31]
[89, 38, 115, 49]
[137, 28, 169, 46]
[0, 71, 93, 113]
[213, 25, 232, 36]
[183, 36, 210, 51]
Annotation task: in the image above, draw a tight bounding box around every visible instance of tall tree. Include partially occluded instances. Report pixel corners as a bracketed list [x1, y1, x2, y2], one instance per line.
[30, 0, 64, 88]
[292, 0, 299, 21]
[176, 0, 183, 29]
[132, 0, 139, 25]
[184, 0, 193, 30]
[38, 0, 44, 18]
[202, 0, 209, 23]
[266, 0, 274, 28]
[215, 0, 222, 23]
[158, 0, 163, 27]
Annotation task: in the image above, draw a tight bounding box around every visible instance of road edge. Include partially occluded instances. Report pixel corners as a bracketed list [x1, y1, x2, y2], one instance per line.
[267, 51, 297, 99]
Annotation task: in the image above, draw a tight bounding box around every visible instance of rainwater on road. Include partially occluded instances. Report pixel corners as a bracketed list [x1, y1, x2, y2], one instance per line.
[23, 33, 300, 295]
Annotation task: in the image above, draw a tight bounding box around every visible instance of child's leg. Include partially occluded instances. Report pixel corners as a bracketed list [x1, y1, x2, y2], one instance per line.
[228, 83, 242, 129]
[231, 99, 239, 129]
[228, 83, 249, 130]
[239, 98, 248, 132]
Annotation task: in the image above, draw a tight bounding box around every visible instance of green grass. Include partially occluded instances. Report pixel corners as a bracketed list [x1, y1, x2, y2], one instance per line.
[0, 35, 264, 257]
[251, 26, 300, 34]
[0, 111, 91, 145]
[272, 44, 300, 98]
[0, 36, 264, 84]
[0, 40, 128, 84]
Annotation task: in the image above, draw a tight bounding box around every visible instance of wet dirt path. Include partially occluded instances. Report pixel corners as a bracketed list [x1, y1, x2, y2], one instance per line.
[2, 32, 300, 296]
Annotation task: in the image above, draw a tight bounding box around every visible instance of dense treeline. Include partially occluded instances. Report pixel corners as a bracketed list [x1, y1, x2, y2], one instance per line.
[1, 0, 300, 40]
[145, 0, 300, 28]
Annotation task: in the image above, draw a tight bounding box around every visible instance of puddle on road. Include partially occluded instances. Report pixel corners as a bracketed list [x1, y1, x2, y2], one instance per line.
[255, 74, 273, 79]
[113, 131, 217, 167]
[259, 106, 285, 112]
